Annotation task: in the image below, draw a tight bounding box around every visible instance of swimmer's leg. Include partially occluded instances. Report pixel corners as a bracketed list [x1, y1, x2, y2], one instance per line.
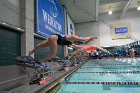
[39, 35, 58, 65]
[29, 39, 49, 56]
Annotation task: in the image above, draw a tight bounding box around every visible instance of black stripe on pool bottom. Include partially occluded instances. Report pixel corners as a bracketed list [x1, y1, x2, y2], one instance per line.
[84, 64, 131, 66]
[61, 82, 140, 85]
[80, 66, 140, 69]
[75, 71, 140, 74]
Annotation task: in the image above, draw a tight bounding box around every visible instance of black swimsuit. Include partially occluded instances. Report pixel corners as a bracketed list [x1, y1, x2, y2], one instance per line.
[54, 34, 72, 46]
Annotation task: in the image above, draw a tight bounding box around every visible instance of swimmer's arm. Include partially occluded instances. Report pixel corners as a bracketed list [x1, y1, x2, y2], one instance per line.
[92, 45, 112, 55]
[71, 44, 82, 49]
[67, 49, 81, 57]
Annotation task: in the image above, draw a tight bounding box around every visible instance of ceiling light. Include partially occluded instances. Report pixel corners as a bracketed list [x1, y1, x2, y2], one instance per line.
[138, 1, 140, 10]
[17, 28, 21, 30]
[2, 22, 6, 24]
[108, 10, 112, 15]
[108, 6, 112, 15]
[137, 6, 140, 10]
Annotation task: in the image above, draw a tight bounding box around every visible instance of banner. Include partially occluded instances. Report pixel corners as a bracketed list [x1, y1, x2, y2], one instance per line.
[67, 15, 75, 35]
[35, 0, 65, 37]
[110, 22, 132, 40]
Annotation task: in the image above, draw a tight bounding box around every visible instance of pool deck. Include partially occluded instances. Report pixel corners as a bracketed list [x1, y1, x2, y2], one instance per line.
[0, 62, 86, 93]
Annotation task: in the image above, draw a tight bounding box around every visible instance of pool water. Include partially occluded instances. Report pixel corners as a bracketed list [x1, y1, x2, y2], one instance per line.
[56, 58, 140, 93]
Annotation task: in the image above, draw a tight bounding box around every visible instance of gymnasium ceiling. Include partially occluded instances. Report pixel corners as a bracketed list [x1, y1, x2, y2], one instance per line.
[59, 0, 140, 23]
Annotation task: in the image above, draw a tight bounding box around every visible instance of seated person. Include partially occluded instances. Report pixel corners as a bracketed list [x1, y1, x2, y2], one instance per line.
[125, 49, 129, 57]
[130, 48, 135, 58]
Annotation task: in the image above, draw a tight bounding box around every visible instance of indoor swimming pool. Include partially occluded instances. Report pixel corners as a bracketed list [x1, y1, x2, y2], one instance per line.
[56, 58, 140, 93]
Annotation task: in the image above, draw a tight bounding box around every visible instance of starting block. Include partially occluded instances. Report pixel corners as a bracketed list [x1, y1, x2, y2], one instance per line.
[39, 76, 53, 85]
[15, 56, 53, 84]
[51, 57, 71, 71]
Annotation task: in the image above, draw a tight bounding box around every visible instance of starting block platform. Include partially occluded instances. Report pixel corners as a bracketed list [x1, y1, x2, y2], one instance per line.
[15, 56, 53, 85]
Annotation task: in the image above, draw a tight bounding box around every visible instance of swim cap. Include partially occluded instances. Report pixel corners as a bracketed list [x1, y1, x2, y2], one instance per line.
[86, 46, 95, 51]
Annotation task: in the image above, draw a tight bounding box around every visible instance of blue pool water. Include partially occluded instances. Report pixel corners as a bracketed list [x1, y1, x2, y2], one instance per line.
[56, 58, 140, 93]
